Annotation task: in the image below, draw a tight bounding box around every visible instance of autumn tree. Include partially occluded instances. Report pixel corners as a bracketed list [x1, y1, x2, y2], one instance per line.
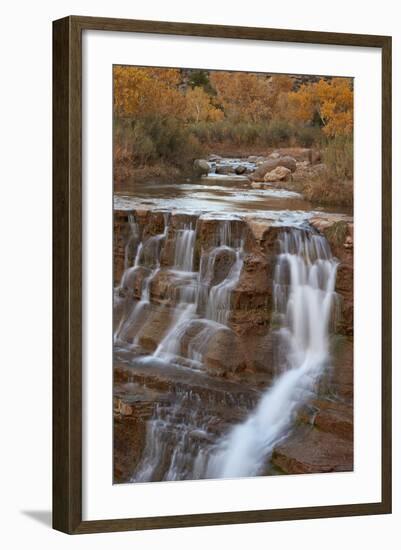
[113, 66, 187, 120]
[209, 72, 268, 122]
[287, 78, 353, 137]
[209, 72, 293, 123]
[266, 75, 294, 107]
[185, 87, 223, 123]
[114, 67, 208, 170]
[113, 66, 353, 178]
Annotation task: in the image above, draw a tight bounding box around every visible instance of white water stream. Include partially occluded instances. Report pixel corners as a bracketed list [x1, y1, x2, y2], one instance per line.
[115, 215, 244, 364]
[207, 229, 339, 478]
[115, 212, 340, 481]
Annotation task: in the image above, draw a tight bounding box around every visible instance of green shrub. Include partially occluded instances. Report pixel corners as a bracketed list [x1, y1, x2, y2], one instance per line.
[295, 125, 322, 148]
[115, 115, 204, 168]
[189, 121, 211, 143]
[266, 119, 293, 145]
[189, 119, 304, 148]
[116, 115, 328, 166]
[187, 70, 215, 95]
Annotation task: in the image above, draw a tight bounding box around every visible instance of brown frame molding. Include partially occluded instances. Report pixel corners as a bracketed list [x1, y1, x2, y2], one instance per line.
[53, 15, 392, 534]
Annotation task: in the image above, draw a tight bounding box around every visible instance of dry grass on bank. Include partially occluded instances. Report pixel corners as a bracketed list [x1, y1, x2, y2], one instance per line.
[301, 177, 353, 207]
[302, 137, 353, 206]
[114, 158, 186, 185]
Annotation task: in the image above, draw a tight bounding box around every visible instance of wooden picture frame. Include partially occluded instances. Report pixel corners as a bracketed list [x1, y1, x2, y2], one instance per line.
[53, 15, 392, 534]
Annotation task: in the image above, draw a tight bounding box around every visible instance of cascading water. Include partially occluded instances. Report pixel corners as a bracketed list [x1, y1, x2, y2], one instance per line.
[117, 214, 244, 362]
[153, 303, 197, 359]
[123, 214, 140, 272]
[205, 246, 243, 324]
[116, 213, 249, 481]
[114, 215, 169, 345]
[131, 390, 211, 482]
[115, 211, 341, 482]
[206, 228, 340, 478]
[174, 224, 196, 271]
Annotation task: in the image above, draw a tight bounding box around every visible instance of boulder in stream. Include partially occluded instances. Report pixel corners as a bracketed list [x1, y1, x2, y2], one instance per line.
[235, 165, 247, 175]
[193, 158, 210, 175]
[251, 155, 297, 181]
[263, 166, 292, 182]
[247, 155, 258, 163]
[215, 164, 236, 175]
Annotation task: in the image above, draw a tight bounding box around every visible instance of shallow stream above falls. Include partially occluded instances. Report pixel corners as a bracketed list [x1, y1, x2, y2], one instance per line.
[113, 163, 354, 483]
[114, 169, 353, 219]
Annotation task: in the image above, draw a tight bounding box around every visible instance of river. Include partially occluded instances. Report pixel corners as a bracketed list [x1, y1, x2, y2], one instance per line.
[113, 158, 354, 483]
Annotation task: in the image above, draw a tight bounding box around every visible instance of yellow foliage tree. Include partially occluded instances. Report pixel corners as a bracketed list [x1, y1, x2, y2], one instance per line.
[113, 66, 187, 120]
[267, 75, 294, 105]
[209, 72, 294, 123]
[209, 72, 269, 122]
[184, 87, 223, 123]
[287, 78, 353, 137]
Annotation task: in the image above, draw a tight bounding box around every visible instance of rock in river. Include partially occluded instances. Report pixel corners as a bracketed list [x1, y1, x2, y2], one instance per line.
[235, 165, 247, 175]
[263, 166, 292, 182]
[215, 165, 235, 175]
[251, 155, 297, 181]
[193, 158, 210, 175]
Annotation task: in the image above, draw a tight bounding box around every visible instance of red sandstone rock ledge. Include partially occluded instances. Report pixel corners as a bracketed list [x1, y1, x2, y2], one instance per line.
[114, 208, 354, 337]
[113, 207, 353, 482]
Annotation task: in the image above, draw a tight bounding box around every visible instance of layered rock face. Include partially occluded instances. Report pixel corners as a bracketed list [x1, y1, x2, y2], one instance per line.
[268, 218, 354, 475]
[309, 216, 354, 336]
[270, 338, 353, 474]
[113, 207, 353, 482]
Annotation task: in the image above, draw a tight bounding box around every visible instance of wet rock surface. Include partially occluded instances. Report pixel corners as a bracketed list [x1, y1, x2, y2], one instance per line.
[271, 425, 353, 474]
[310, 215, 354, 336]
[251, 156, 297, 182]
[113, 163, 353, 483]
[268, 335, 353, 475]
[113, 358, 262, 482]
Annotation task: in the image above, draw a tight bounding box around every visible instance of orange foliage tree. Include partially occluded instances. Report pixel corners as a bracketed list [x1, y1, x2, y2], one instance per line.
[113, 66, 187, 120]
[209, 72, 293, 123]
[114, 66, 225, 124]
[287, 78, 353, 137]
[184, 87, 224, 123]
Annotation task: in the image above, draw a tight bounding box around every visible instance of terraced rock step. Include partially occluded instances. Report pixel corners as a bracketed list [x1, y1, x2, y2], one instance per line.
[114, 359, 262, 408]
[113, 203, 354, 482]
[114, 359, 263, 483]
[272, 425, 353, 474]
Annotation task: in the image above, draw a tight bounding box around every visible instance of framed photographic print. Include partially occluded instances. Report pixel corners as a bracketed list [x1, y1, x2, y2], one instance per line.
[53, 16, 392, 534]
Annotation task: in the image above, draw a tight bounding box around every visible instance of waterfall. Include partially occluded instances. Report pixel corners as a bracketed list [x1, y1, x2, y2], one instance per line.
[207, 228, 339, 478]
[114, 216, 168, 345]
[147, 221, 198, 360]
[123, 214, 140, 272]
[205, 246, 243, 324]
[117, 214, 243, 362]
[187, 319, 225, 365]
[131, 390, 211, 482]
[153, 303, 197, 359]
[117, 214, 248, 481]
[115, 211, 341, 482]
[174, 225, 196, 271]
